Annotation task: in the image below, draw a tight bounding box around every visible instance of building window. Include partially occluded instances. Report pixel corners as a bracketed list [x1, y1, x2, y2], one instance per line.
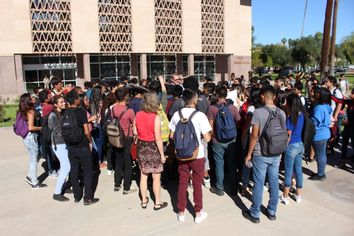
[147, 55, 176, 80]
[194, 55, 215, 81]
[29, 0, 73, 54]
[23, 55, 77, 92]
[98, 0, 133, 53]
[154, 0, 183, 53]
[90, 54, 131, 80]
[201, 0, 224, 53]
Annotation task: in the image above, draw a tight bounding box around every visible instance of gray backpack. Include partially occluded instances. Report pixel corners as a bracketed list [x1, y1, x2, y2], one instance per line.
[259, 106, 288, 157]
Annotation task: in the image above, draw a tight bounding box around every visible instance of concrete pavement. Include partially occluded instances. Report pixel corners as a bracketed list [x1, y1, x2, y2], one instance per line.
[0, 127, 353, 236]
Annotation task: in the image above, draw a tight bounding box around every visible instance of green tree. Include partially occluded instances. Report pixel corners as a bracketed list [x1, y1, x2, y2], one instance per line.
[281, 38, 287, 46]
[261, 44, 290, 67]
[340, 32, 354, 64]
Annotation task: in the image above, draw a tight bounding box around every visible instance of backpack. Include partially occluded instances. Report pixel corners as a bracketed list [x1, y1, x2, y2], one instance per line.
[41, 115, 52, 144]
[302, 113, 316, 157]
[106, 108, 128, 148]
[259, 106, 288, 157]
[61, 108, 84, 145]
[13, 112, 29, 139]
[173, 109, 199, 161]
[102, 105, 114, 132]
[157, 104, 170, 142]
[215, 103, 237, 143]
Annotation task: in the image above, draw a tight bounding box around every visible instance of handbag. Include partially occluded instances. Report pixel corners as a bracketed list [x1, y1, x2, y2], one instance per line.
[130, 137, 138, 161]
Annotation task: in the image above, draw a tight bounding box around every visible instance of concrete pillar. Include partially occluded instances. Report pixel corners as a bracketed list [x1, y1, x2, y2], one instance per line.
[188, 54, 194, 76]
[83, 54, 91, 82]
[140, 53, 147, 81]
[14, 55, 25, 95]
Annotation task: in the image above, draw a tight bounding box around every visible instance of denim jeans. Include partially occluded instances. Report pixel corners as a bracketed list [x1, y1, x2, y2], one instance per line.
[313, 139, 328, 176]
[284, 142, 304, 188]
[250, 155, 281, 218]
[52, 144, 71, 194]
[212, 141, 236, 190]
[23, 132, 39, 186]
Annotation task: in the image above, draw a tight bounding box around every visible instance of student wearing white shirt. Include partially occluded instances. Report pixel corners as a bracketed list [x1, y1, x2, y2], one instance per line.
[169, 89, 212, 224]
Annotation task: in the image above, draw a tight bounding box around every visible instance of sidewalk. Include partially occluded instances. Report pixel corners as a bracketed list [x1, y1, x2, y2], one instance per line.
[0, 127, 353, 236]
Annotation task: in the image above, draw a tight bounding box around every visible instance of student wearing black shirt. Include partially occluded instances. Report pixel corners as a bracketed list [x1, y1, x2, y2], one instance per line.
[65, 91, 99, 206]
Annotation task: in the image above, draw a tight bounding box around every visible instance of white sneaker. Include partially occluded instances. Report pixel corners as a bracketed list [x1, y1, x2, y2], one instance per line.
[107, 170, 113, 176]
[295, 195, 302, 203]
[49, 171, 58, 178]
[280, 195, 289, 205]
[194, 210, 208, 224]
[203, 177, 211, 188]
[177, 213, 185, 222]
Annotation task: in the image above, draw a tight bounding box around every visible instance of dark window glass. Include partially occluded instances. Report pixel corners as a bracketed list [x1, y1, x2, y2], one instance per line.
[90, 64, 100, 78]
[64, 69, 75, 80]
[90, 55, 99, 63]
[41, 57, 60, 64]
[25, 70, 39, 82]
[38, 70, 50, 83]
[51, 69, 63, 79]
[60, 56, 76, 64]
[100, 64, 116, 78]
[100, 56, 115, 63]
[22, 56, 40, 64]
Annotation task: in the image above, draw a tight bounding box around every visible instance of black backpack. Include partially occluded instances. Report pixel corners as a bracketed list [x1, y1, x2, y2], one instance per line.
[41, 115, 52, 145]
[259, 106, 288, 157]
[302, 113, 316, 157]
[61, 108, 84, 145]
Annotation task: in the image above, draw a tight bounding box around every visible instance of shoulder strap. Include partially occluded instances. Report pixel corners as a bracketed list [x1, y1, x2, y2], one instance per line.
[260, 106, 273, 137]
[118, 109, 128, 121]
[178, 109, 184, 120]
[188, 110, 199, 121]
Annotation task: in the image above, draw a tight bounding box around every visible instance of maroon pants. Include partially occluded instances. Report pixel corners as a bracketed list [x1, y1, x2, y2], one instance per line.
[177, 158, 205, 213]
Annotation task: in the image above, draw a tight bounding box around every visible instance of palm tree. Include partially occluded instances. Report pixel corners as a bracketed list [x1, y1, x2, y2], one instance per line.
[329, 0, 339, 76]
[281, 38, 287, 47]
[320, 0, 334, 81]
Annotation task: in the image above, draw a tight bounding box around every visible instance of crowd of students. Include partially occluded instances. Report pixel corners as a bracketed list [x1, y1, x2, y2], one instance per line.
[13, 72, 353, 224]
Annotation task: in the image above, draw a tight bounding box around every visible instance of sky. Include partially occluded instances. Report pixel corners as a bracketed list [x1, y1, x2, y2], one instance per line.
[252, 0, 354, 45]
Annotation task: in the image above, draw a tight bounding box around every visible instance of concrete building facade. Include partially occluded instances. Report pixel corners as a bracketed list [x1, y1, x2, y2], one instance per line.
[0, 0, 251, 98]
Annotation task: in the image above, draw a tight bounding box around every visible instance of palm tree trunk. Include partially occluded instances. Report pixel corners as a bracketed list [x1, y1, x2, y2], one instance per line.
[329, 0, 339, 76]
[320, 0, 334, 81]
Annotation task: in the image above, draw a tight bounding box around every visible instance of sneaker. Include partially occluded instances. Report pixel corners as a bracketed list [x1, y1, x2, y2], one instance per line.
[203, 177, 211, 188]
[107, 170, 113, 176]
[308, 174, 326, 181]
[114, 185, 121, 192]
[53, 194, 69, 202]
[123, 187, 137, 195]
[242, 210, 260, 224]
[295, 195, 302, 203]
[83, 198, 100, 206]
[194, 210, 208, 224]
[177, 213, 185, 222]
[265, 210, 277, 221]
[210, 187, 224, 196]
[31, 183, 47, 189]
[280, 195, 289, 205]
[49, 171, 59, 178]
[25, 176, 33, 185]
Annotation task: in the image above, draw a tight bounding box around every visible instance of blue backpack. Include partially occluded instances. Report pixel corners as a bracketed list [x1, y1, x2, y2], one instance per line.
[215, 103, 237, 143]
[173, 109, 199, 161]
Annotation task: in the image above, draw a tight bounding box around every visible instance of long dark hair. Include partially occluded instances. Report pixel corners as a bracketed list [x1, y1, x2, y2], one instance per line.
[286, 93, 307, 125]
[18, 93, 34, 118]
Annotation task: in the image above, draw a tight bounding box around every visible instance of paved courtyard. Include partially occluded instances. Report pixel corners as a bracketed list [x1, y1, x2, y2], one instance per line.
[0, 127, 354, 236]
